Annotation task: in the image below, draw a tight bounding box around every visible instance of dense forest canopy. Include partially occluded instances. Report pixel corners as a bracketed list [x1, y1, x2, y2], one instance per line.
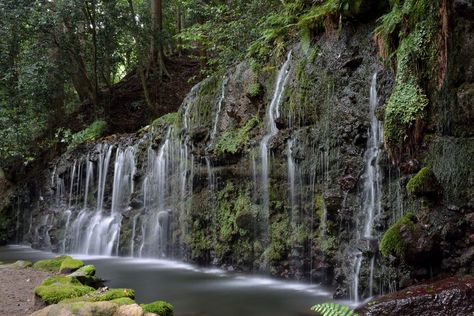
[0, 0, 392, 171]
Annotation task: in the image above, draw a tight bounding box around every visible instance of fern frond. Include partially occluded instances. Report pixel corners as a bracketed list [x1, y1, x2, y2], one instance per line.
[310, 303, 358, 316]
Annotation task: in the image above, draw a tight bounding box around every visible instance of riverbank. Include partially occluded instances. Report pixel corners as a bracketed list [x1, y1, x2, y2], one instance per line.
[0, 265, 52, 315]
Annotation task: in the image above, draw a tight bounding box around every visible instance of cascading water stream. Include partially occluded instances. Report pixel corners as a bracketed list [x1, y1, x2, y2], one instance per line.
[209, 77, 228, 145]
[260, 51, 292, 245]
[352, 72, 383, 302]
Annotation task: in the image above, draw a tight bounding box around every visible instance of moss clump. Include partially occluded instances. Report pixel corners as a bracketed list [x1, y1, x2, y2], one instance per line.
[76, 264, 96, 276]
[69, 120, 107, 149]
[151, 112, 179, 128]
[34, 282, 94, 305]
[62, 288, 135, 303]
[7, 260, 33, 268]
[384, 81, 428, 147]
[380, 213, 417, 258]
[264, 214, 290, 263]
[215, 116, 260, 155]
[247, 83, 263, 97]
[33, 256, 71, 272]
[111, 297, 136, 305]
[41, 276, 80, 286]
[141, 301, 174, 316]
[406, 167, 431, 194]
[59, 257, 84, 273]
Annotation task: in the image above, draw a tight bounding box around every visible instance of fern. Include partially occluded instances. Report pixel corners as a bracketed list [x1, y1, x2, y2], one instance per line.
[311, 303, 358, 316]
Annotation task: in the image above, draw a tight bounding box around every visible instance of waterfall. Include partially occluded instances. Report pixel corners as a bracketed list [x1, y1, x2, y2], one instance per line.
[210, 77, 228, 144]
[260, 51, 292, 244]
[287, 139, 296, 223]
[352, 72, 383, 302]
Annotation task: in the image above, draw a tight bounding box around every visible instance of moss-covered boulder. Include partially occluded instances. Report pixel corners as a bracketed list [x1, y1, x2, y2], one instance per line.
[379, 213, 417, 258]
[59, 257, 84, 274]
[68, 265, 100, 287]
[406, 167, 440, 196]
[141, 301, 174, 316]
[0, 260, 33, 269]
[34, 276, 95, 305]
[31, 301, 119, 316]
[33, 256, 71, 272]
[62, 288, 135, 303]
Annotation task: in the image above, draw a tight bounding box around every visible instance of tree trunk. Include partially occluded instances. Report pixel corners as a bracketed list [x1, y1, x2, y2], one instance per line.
[150, 0, 169, 79]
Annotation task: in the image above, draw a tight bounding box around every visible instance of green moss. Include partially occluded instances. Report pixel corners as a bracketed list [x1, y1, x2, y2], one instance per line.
[247, 83, 263, 97]
[384, 81, 429, 147]
[41, 276, 80, 286]
[62, 288, 135, 303]
[141, 300, 174, 316]
[76, 264, 96, 276]
[380, 212, 417, 258]
[265, 214, 290, 263]
[34, 283, 94, 304]
[152, 112, 179, 127]
[111, 297, 136, 305]
[33, 256, 71, 272]
[69, 120, 107, 149]
[59, 257, 84, 273]
[7, 260, 33, 268]
[406, 167, 431, 194]
[215, 116, 260, 155]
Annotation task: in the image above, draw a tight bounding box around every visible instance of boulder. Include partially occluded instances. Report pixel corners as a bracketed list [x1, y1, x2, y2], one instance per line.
[356, 275, 474, 316]
[32, 301, 119, 316]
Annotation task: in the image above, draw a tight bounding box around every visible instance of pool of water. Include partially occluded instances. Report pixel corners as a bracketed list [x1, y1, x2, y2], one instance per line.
[0, 245, 337, 316]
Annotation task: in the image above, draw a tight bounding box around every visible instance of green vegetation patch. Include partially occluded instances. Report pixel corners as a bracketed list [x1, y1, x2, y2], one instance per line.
[141, 300, 174, 316]
[151, 112, 179, 128]
[34, 282, 94, 305]
[76, 264, 96, 276]
[62, 288, 135, 303]
[111, 297, 136, 305]
[59, 257, 84, 273]
[406, 167, 431, 194]
[215, 116, 259, 155]
[384, 81, 428, 147]
[380, 212, 417, 258]
[33, 256, 72, 272]
[69, 120, 107, 150]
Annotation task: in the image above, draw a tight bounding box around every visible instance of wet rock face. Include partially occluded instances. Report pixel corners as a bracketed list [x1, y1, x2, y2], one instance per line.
[356, 275, 474, 316]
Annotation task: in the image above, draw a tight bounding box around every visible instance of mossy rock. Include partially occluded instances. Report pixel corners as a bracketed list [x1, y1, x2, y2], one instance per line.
[59, 257, 84, 273]
[379, 213, 417, 258]
[34, 280, 95, 305]
[33, 256, 72, 272]
[141, 301, 174, 316]
[110, 297, 136, 305]
[32, 301, 119, 316]
[77, 265, 96, 276]
[68, 265, 99, 287]
[62, 288, 135, 303]
[40, 276, 81, 286]
[406, 167, 440, 196]
[0, 260, 33, 269]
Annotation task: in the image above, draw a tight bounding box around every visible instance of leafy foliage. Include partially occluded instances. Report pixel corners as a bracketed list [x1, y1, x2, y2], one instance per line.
[311, 303, 358, 316]
[68, 120, 107, 150]
[384, 81, 428, 147]
[375, 0, 442, 156]
[215, 116, 260, 155]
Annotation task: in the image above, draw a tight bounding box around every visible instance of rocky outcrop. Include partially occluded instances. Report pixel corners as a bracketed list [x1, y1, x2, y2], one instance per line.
[356, 275, 474, 316]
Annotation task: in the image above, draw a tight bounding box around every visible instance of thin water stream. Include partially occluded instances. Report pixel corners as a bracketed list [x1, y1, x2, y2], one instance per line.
[0, 245, 335, 316]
